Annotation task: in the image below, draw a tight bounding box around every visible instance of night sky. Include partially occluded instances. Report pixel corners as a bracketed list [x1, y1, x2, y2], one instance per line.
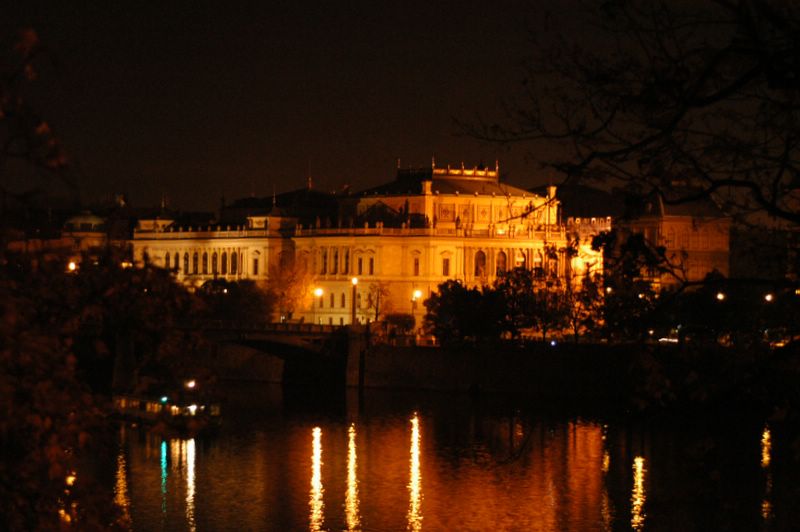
[5, 1, 557, 211]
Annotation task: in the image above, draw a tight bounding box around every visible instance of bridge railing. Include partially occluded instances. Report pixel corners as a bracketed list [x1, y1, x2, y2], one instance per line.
[186, 319, 344, 335]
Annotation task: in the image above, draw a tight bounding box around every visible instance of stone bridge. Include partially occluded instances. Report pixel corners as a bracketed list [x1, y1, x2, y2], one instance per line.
[187, 320, 367, 391]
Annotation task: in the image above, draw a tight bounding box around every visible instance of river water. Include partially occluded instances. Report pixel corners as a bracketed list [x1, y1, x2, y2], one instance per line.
[112, 384, 798, 531]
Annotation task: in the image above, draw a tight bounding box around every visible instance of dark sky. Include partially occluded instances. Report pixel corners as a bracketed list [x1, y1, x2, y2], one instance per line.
[6, 1, 552, 211]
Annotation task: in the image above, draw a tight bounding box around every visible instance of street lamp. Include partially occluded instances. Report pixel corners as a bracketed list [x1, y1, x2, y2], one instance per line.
[764, 293, 774, 302]
[351, 277, 358, 325]
[411, 289, 422, 316]
[313, 287, 323, 324]
[716, 292, 726, 301]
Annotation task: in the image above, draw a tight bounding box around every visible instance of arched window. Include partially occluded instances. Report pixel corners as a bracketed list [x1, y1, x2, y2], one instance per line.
[183, 253, 189, 274]
[174, 253, 179, 272]
[202, 253, 208, 274]
[193, 252, 199, 274]
[164, 253, 170, 270]
[212, 252, 218, 274]
[221, 252, 228, 275]
[231, 252, 237, 275]
[496, 251, 507, 275]
[516, 249, 527, 269]
[474, 250, 486, 277]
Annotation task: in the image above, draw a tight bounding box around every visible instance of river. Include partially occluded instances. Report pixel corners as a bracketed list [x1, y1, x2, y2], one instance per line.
[111, 384, 797, 530]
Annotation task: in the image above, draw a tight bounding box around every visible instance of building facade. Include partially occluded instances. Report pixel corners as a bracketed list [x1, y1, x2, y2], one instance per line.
[132, 162, 584, 328]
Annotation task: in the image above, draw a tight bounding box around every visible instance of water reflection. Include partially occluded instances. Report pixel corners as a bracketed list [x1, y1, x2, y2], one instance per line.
[407, 413, 422, 532]
[631, 456, 646, 531]
[346, 423, 361, 531]
[185, 439, 196, 531]
[310, 427, 325, 531]
[114, 387, 795, 530]
[160, 440, 168, 515]
[761, 425, 773, 522]
[114, 447, 132, 526]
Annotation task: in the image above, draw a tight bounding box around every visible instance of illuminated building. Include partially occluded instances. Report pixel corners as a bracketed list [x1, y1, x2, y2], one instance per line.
[133, 161, 577, 327]
[614, 189, 730, 287]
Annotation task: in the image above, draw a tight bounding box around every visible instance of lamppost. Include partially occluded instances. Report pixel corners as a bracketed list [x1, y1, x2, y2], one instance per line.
[313, 287, 323, 324]
[411, 289, 422, 335]
[351, 277, 359, 325]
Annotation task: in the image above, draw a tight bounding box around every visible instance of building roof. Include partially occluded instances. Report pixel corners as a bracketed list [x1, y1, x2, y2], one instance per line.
[358, 164, 535, 198]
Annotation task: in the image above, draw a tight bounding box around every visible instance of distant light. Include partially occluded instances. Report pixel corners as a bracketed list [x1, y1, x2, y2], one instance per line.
[716, 292, 726, 301]
[648, 329, 654, 336]
[550, 340, 557, 347]
[188, 404, 198, 415]
[412, 289, 422, 301]
[313, 287, 323, 297]
[67, 261, 77, 272]
[185, 379, 196, 389]
[65, 472, 76, 486]
[351, 277, 358, 286]
[605, 287, 613, 294]
[121, 261, 133, 269]
[638, 293, 645, 299]
[764, 293, 774, 302]
[160, 396, 168, 403]
[222, 288, 228, 294]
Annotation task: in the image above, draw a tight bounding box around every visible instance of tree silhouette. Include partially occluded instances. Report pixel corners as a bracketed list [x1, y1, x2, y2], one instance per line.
[465, 1, 800, 226]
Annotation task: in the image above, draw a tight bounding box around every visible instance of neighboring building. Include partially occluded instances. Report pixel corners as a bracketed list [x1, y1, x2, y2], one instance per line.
[615, 189, 731, 287]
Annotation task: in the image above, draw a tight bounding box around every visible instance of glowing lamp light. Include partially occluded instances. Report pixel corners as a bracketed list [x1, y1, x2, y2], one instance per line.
[188, 404, 198, 415]
[185, 379, 196, 389]
[716, 292, 726, 301]
[222, 288, 228, 294]
[351, 277, 359, 286]
[313, 287, 323, 297]
[638, 293, 645, 299]
[160, 396, 168, 404]
[550, 340, 557, 347]
[764, 293, 774, 302]
[412, 289, 422, 301]
[67, 261, 77, 272]
[605, 286, 613, 294]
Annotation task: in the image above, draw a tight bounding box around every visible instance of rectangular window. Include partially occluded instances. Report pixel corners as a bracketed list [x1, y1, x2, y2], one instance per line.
[340, 293, 346, 308]
[321, 248, 327, 274]
[442, 258, 450, 276]
[413, 257, 420, 276]
[330, 293, 335, 307]
[252, 258, 259, 275]
[357, 257, 363, 275]
[343, 250, 350, 274]
[369, 257, 374, 275]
